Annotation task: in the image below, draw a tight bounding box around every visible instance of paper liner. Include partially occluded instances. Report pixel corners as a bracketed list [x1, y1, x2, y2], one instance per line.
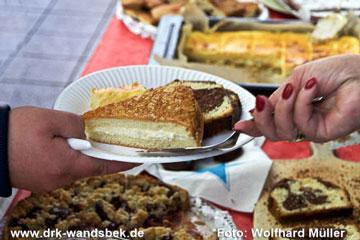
[116, 1, 157, 40]
[331, 130, 360, 150]
[0, 189, 18, 220]
[190, 197, 241, 240]
[0, 197, 240, 240]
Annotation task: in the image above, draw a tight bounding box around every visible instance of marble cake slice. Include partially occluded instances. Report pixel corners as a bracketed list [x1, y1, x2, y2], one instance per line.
[268, 178, 353, 222]
[167, 80, 241, 138]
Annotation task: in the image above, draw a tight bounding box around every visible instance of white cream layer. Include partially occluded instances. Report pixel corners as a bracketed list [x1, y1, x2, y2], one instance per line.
[92, 127, 190, 141]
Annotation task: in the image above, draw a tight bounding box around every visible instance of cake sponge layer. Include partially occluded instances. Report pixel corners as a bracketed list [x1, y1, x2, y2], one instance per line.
[83, 84, 204, 149]
[85, 119, 199, 149]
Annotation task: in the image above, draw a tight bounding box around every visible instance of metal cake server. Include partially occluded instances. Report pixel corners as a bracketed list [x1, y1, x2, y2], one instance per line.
[66, 131, 248, 156]
[135, 131, 245, 155]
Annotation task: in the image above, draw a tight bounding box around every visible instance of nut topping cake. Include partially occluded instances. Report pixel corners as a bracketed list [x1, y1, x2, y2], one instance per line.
[3, 174, 217, 240]
[83, 84, 204, 150]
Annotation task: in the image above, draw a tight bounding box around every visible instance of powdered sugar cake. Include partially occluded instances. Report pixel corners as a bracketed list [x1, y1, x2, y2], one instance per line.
[82, 84, 204, 150]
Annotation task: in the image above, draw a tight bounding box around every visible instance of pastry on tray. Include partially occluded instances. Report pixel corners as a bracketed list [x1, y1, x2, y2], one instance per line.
[83, 84, 204, 149]
[90, 82, 146, 109]
[270, 223, 360, 240]
[150, 2, 186, 25]
[123, 7, 155, 25]
[183, 31, 360, 76]
[120, 0, 261, 26]
[209, 0, 259, 17]
[268, 178, 353, 222]
[3, 174, 216, 240]
[167, 80, 241, 138]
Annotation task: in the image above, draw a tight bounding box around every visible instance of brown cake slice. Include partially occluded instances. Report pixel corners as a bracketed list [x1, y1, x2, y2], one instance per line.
[82, 84, 204, 149]
[268, 178, 353, 222]
[167, 80, 241, 138]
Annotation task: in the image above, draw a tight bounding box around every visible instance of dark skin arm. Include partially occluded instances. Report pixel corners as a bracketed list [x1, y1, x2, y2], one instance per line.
[8, 107, 137, 192]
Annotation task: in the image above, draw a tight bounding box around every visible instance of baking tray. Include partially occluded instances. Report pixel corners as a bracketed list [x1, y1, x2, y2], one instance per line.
[147, 16, 319, 96]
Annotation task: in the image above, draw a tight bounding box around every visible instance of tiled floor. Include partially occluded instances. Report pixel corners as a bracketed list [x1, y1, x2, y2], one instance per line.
[0, 0, 116, 108]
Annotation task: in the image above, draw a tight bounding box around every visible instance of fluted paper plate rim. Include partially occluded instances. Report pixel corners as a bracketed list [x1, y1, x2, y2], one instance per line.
[54, 65, 255, 163]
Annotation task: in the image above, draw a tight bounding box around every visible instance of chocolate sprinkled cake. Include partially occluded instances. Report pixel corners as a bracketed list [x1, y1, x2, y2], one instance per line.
[167, 80, 241, 138]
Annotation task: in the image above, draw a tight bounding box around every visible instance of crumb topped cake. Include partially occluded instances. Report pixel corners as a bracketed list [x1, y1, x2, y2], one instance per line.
[268, 178, 353, 222]
[83, 85, 204, 149]
[4, 174, 211, 240]
[167, 80, 241, 138]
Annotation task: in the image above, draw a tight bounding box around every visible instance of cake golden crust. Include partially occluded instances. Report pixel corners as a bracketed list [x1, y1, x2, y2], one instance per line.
[82, 85, 204, 147]
[184, 31, 360, 76]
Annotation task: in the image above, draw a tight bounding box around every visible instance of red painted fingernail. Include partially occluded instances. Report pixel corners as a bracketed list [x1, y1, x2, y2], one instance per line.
[256, 95, 265, 112]
[305, 77, 316, 89]
[282, 83, 293, 100]
[249, 109, 255, 114]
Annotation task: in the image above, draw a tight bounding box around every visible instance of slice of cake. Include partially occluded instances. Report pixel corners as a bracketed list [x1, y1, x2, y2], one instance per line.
[90, 82, 146, 109]
[167, 80, 241, 138]
[270, 224, 360, 240]
[83, 85, 204, 149]
[268, 178, 353, 222]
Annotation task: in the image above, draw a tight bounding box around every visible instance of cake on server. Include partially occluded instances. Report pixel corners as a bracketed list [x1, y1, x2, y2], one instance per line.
[83, 84, 204, 149]
[268, 178, 353, 222]
[167, 80, 241, 138]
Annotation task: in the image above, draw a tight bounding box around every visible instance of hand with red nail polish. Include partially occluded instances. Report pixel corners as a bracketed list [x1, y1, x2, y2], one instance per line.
[234, 55, 360, 142]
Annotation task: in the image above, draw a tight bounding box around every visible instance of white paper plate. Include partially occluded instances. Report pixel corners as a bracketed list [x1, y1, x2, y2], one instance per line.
[54, 66, 255, 163]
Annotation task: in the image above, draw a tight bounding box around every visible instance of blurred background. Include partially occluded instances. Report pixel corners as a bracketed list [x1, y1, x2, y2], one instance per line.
[0, 0, 116, 108]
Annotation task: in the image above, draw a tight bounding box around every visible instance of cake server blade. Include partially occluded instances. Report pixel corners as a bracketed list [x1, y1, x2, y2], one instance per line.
[136, 131, 243, 155]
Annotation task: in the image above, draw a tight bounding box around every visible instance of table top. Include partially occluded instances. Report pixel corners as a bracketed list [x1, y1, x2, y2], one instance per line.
[6, 10, 360, 240]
